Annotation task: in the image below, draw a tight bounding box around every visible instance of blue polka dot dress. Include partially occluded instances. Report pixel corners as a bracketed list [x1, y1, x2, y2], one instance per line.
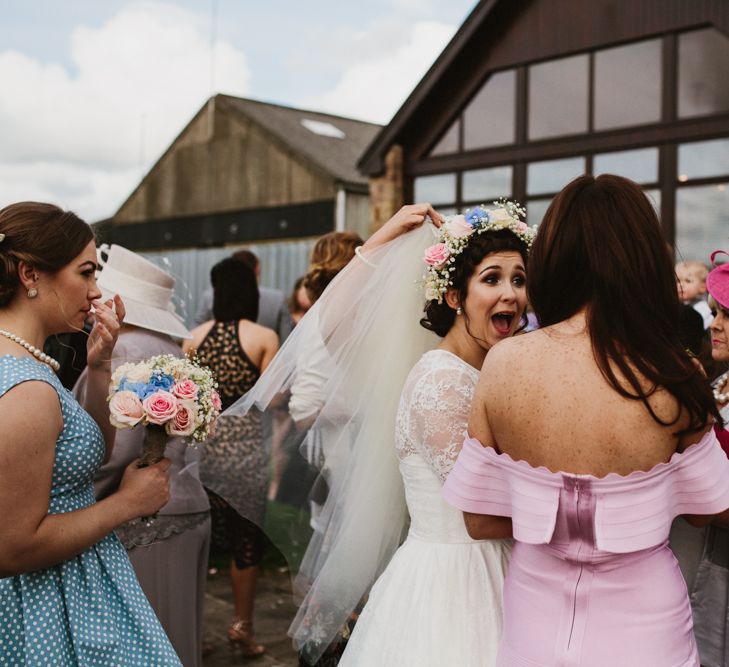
[0, 356, 182, 666]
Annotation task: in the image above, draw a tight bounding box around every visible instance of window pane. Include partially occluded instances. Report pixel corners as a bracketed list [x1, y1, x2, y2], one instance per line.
[643, 188, 661, 217]
[462, 166, 512, 202]
[678, 139, 729, 181]
[593, 147, 659, 184]
[594, 39, 662, 130]
[413, 173, 456, 204]
[430, 121, 459, 156]
[676, 184, 729, 262]
[527, 198, 552, 226]
[679, 28, 729, 118]
[529, 55, 588, 139]
[527, 157, 586, 195]
[463, 70, 516, 149]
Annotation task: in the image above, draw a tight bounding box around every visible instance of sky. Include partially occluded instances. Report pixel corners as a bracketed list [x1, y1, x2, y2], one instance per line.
[0, 0, 476, 221]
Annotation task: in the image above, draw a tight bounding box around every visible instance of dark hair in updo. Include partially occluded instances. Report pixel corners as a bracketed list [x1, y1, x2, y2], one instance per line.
[0, 202, 95, 308]
[420, 229, 529, 337]
[211, 257, 259, 322]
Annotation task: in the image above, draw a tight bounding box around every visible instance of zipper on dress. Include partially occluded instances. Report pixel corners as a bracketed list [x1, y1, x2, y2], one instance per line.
[567, 480, 583, 653]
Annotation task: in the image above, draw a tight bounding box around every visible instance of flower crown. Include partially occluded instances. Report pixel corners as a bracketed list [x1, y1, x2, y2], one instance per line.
[423, 200, 536, 303]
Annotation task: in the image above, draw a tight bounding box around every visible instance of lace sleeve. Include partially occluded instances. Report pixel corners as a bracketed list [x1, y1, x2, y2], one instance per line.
[404, 359, 478, 481]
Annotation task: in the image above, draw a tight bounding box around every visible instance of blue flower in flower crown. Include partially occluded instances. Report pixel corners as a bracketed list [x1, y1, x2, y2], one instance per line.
[465, 207, 490, 227]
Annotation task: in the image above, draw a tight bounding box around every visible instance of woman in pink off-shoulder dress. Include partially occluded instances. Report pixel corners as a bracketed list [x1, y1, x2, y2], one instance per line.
[444, 175, 729, 667]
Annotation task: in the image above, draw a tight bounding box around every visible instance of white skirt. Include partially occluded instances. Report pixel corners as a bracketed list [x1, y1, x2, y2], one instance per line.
[340, 535, 510, 667]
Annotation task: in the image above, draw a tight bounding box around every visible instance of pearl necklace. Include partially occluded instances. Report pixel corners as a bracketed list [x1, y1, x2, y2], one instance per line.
[714, 371, 729, 405]
[0, 329, 60, 372]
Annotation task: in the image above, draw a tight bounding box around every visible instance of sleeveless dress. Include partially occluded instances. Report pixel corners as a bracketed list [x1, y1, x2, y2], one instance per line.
[195, 320, 267, 568]
[443, 430, 729, 667]
[340, 350, 511, 666]
[0, 355, 181, 666]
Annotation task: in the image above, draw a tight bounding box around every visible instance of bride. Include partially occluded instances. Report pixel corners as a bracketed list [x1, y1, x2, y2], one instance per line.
[220, 202, 535, 665]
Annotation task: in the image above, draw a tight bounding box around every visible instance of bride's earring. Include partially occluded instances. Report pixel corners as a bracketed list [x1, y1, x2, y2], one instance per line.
[456, 307, 463, 315]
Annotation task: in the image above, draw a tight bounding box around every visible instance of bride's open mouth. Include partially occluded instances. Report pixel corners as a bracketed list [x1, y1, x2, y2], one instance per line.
[491, 311, 515, 335]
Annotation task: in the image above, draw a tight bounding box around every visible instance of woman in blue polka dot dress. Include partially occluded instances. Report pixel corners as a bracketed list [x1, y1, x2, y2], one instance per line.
[0, 202, 182, 666]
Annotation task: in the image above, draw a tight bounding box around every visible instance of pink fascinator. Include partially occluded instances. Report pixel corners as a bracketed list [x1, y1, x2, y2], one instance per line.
[706, 250, 729, 309]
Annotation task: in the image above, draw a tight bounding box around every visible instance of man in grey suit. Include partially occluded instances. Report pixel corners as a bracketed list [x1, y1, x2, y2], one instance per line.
[194, 248, 293, 342]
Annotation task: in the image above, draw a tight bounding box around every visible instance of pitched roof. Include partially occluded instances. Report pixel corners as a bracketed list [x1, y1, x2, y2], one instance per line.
[218, 95, 381, 186]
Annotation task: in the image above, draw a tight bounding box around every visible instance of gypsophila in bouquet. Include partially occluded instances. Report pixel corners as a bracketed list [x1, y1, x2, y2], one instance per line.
[108, 354, 222, 466]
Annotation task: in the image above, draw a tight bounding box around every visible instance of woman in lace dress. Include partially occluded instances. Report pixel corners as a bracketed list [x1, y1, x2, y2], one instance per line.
[184, 257, 278, 657]
[334, 204, 533, 666]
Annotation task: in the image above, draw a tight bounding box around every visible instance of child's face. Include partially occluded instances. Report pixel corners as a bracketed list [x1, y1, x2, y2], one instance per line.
[676, 266, 706, 302]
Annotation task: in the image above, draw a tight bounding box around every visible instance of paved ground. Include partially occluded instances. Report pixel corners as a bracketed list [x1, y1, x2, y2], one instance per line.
[203, 567, 299, 667]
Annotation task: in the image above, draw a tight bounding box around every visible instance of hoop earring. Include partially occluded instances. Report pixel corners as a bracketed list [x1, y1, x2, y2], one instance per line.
[27, 287, 38, 299]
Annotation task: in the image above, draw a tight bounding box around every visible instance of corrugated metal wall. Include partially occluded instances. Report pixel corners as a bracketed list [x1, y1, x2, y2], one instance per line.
[144, 238, 316, 328]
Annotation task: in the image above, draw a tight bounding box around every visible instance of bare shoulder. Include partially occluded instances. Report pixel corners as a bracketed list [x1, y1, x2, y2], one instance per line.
[186, 321, 215, 351]
[239, 320, 279, 346]
[482, 330, 544, 372]
[0, 381, 62, 446]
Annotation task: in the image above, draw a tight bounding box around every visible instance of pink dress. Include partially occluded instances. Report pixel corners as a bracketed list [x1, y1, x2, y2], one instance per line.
[443, 431, 729, 667]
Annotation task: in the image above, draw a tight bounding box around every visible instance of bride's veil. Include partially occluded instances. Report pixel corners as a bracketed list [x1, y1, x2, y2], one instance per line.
[214, 223, 440, 662]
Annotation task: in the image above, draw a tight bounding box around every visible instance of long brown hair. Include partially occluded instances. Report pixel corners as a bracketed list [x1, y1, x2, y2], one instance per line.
[0, 202, 95, 308]
[528, 174, 721, 435]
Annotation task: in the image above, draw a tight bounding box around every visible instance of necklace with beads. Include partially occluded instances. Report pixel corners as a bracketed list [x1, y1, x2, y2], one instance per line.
[714, 371, 729, 406]
[0, 329, 60, 372]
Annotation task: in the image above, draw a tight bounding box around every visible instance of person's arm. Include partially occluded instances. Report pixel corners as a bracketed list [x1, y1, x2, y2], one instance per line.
[458, 352, 514, 540]
[0, 382, 171, 577]
[361, 203, 444, 252]
[82, 296, 126, 461]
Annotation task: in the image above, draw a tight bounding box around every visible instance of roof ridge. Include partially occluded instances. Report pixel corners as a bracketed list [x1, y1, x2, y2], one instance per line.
[217, 93, 382, 128]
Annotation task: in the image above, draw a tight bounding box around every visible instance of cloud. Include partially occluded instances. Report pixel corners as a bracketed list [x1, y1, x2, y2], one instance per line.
[0, 1, 250, 219]
[300, 20, 457, 124]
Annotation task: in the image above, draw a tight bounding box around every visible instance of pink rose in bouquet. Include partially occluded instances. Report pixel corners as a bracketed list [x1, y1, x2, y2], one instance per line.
[424, 243, 450, 268]
[167, 400, 198, 437]
[211, 389, 222, 413]
[143, 390, 179, 425]
[172, 379, 199, 401]
[109, 390, 144, 429]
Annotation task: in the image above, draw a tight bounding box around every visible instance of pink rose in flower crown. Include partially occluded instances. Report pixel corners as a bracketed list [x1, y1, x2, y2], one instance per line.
[515, 221, 529, 233]
[424, 243, 450, 268]
[443, 214, 474, 239]
[211, 390, 222, 413]
[143, 390, 179, 425]
[109, 390, 144, 429]
[172, 379, 199, 401]
[166, 400, 198, 437]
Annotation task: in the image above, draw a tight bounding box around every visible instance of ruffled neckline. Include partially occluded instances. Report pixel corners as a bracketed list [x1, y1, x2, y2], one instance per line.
[465, 429, 717, 483]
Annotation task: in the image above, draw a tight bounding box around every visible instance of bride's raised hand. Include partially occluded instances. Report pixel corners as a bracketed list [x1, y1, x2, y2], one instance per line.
[87, 295, 126, 371]
[362, 203, 445, 250]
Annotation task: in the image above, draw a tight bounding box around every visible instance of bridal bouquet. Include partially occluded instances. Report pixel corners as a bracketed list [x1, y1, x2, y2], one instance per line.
[107, 354, 222, 466]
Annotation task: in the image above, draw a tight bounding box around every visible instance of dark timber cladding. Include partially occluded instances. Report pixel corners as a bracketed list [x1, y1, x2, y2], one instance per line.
[95, 200, 334, 252]
[359, 0, 729, 261]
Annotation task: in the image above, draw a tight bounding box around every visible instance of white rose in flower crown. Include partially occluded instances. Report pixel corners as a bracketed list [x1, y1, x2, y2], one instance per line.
[489, 208, 512, 224]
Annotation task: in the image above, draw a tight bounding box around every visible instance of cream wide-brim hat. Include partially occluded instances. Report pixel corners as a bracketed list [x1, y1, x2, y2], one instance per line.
[96, 244, 192, 340]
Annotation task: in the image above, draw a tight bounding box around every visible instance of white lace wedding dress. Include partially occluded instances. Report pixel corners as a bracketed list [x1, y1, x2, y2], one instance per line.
[339, 349, 511, 666]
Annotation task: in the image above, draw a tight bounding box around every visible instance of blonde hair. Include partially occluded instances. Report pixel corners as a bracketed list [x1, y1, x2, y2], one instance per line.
[676, 260, 709, 283]
[305, 231, 363, 303]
